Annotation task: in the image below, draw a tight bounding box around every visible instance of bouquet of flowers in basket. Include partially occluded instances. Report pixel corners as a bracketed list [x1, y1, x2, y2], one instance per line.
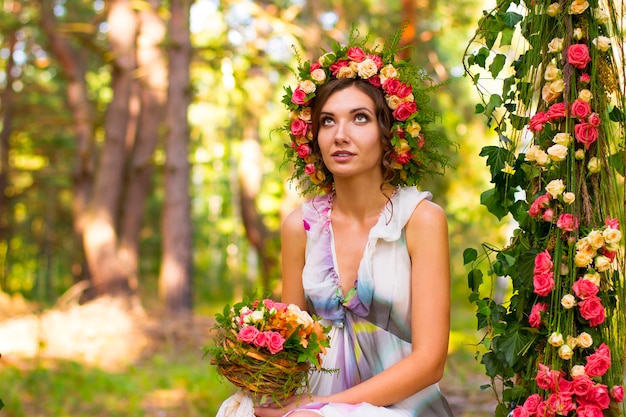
[204, 296, 332, 411]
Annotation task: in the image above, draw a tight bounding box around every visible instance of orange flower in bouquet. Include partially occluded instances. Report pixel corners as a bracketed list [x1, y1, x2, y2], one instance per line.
[204, 296, 332, 406]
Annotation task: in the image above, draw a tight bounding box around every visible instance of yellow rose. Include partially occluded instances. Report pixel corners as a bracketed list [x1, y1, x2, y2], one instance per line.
[336, 66, 357, 79]
[561, 294, 577, 309]
[385, 95, 402, 110]
[577, 332, 593, 348]
[525, 145, 541, 162]
[542, 83, 560, 103]
[546, 2, 561, 16]
[299, 80, 316, 94]
[553, 132, 572, 146]
[602, 227, 622, 244]
[595, 255, 612, 272]
[535, 150, 550, 166]
[310, 68, 327, 84]
[562, 192, 576, 204]
[575, 251, 593, 268]
[569, 0, 589, 14]
[573, 28, 584, 40]
[548, 332, 564, 346]
[587, 230, 605, 250]
[406, 122, 422, 137]
[583, 272, 601, 286]
[575, 149, 586, 160]
[310, 170, 326, 185]
[593, 36, 611, 52]
[550, 79, 565, 93]
[558, 344, 574, 360]
[545, 179, 565, 198]
[544, 62, 562, 80]
[547, 144, 568, 162]
[578, 89, 593, 101]
[299, 107, 312, 122]
[570, 365, 586, 377]
[395, 139, 411, 154]
[566, 335, 578, 349]
[403, 93, 415, 102]
[357, 58, 379, 79]
[547, 38, 564, 53]
[588, 157, 601, 173]
[379, 64, 398, 83]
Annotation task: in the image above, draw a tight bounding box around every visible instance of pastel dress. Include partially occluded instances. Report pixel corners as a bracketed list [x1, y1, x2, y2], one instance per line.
[289, 186, 453, 417]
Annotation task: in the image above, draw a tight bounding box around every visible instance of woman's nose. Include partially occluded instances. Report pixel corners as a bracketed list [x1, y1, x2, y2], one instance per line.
[333, 121, 349, 143]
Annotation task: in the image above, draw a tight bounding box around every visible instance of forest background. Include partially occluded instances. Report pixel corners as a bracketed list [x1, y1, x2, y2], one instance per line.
[0, 0, 513, 416]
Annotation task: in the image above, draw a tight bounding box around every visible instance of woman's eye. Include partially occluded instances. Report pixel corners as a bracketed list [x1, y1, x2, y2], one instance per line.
[321, 117, 334, 126]
[355, 114, 369, 123]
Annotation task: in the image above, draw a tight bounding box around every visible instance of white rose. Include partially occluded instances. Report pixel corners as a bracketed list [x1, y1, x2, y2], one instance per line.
[544, 62, 562, 80]
[561, 294, 577, 309]
[546, 3, 561, 16]
[245, 310, 265, 324]
[357, 58, 379, 79]
[549, 332, 564, 346]
[385, 95, 402, 110]
[588, 157, 601, 173]
[602, 227, 622, 244]
[336, 66, 357, 79]
[595, 255, 612, 272]
[299, 107, 312, 122]
[545, 179, 565, 198]
[570, 365, 587, 377]
[587, 230, 605, 250]
[547, 144, 568, 162]
[535, 150, 550, 166]
[525, 145, 541, 162]
[559, 344, 574, 360]
[579, 89, 593, 101]
[562, 192, 576, 204]
[547, 38, 564, 53]
[592, 36, 611, 52]
[553, 132, 572, 146]
[577, 332, 593, 348]
[310, 68, 327, 84]
[299, 80, 316, 94]
[567, 335, 578, 349]
[379, 64, 398, 83]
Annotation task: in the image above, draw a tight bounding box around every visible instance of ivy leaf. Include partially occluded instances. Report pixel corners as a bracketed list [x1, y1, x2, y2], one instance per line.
[474, 47, 490, 68]
[499, 27, 515, 46]
[468, 268, 484, 292]
[484, 94, 503, 122]
[608, 106, 625, 122]
[480, 145, 510, 178]
[490, 53, 507, 78]
[481, 188, 510, 220]
[464, 248, 478, 264]
[501, 11, 523, 27]
[609, 151, 625, 175]
[496, 326, 529, 367]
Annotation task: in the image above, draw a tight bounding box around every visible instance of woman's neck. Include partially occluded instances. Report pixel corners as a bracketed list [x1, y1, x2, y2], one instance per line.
[331, 179, 396, 221]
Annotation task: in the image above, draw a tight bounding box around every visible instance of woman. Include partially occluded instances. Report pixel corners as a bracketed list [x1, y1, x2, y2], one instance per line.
[256, 36, 454, 417]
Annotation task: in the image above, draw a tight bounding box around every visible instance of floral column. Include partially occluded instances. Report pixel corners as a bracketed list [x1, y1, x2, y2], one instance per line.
[464, 0, 626, 415]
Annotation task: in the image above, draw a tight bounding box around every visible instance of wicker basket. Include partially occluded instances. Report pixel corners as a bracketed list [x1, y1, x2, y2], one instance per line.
[212, 338, 311, 400]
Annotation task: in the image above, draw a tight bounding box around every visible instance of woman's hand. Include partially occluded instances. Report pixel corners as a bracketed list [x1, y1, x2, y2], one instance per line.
[254, 394, 324, 417]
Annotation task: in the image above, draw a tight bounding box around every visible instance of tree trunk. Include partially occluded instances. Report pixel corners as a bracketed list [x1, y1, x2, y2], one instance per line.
[39, 0, 95, 286]
[159, 0, 193, 315]
[119, 0, 168, 292]
[83, 0, 137, 298]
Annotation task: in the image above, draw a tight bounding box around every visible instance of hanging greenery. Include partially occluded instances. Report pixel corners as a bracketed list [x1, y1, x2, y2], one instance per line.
[463, 0, 626, 415]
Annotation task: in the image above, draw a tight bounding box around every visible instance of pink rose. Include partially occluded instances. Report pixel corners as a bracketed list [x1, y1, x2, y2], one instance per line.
[610, 385, 625, 402]
[367, 74, 382, 87]
[568, 44, 592, 69]
[575, 122, 599, 149]
[571, 98, 592, 119]
[577, 404, 604, 417]
[573, 374, 595, 397]
[396, 82, 413, 99]
[536, 402, 550, 417]
[588, 112, 601, 126]
[237, 325, 260, 344]
[580, 73, 591, 83]
[547, 392, 575, 415]
[329, 59, 350, 76]
[528, 193, 551, 217]
[573, 279, 599, 299]
[523, 394, 543, 414]
[529, 111, 549, 132]
[542, 208, 554, 222]
[579, 296, 606, 327]
[395, 152, 413, 165]
[579, 384, 610, 410]
[290, 118, 309, 137]
[291, 87, 309, 105]
[346, 47, 366, 62]
[536, 363, 560, 391]
[533, 271, 555, 296]
[309, 62, 321, 72]
[547, 102, 567, 120]
[534, 250, 554, 274]
[265, 331, 286, 354]
[605, 217, 620, 229]
[296, 143, 312, 159]
[254, 331, 269, 348]
[512, 405, 530, 417]
[304, 163, 316, 175]
[417, 134, 425, 148]
[395, 126, 406, 139]
[585, 343, 611, 377]
[529, 302, 548, 328]
[392, 101, 418, 121]
[557, 213, 579, 232]
[383, 78, 402, 95]
[558, 376, 573, 394]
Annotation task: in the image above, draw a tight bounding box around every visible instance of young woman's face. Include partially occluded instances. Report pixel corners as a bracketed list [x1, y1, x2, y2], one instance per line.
[316, 86, 384, 182]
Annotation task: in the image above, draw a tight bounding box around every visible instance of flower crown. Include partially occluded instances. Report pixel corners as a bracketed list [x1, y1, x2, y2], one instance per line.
[281, 28, 453, 195]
